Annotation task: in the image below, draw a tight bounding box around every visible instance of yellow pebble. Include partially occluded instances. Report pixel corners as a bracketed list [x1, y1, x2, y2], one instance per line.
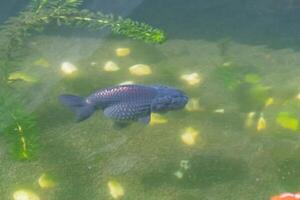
[38, 173, 56, 189]
[150, 113, 168, 125]
[265, 97, 274, 107]
[181, 127, 199, 146]
[13, 190, 40, 200]
[185, 98, 203, 112]
[61, 62, 78, 74]
[108, 180, 124, 199]
[245, 112, 256, 128]
[129, 64, 152, 76]
[104, 61, 120, 72]
[180, 72, 203, 86]
[115, 48, 131, 57]
[257, 114, 266, 131]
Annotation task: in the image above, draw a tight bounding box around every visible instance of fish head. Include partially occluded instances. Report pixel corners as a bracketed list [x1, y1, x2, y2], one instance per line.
[151, 85, 189, 112]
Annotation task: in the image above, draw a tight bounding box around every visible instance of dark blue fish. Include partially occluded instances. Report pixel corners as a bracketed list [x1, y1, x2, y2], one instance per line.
[59, 84, 188, 124]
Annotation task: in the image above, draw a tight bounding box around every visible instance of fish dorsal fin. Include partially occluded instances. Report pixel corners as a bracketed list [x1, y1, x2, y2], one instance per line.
[104, 103, 151, 123]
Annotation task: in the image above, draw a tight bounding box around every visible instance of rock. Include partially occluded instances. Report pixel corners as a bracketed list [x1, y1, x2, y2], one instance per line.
[115, 48, 131, 57]
[129, 64, 152, 76]
[104, 61, 120, 72]
[60, 62, 78, 74]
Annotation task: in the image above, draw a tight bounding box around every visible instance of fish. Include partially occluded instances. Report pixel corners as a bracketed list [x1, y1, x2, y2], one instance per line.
[59, 84, 188, 125]
[271, 192, 300, 200]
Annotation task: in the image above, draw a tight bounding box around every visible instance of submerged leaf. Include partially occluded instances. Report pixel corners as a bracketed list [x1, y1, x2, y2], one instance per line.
[276, 112, 299, 131]
[8, 71, 38, 83]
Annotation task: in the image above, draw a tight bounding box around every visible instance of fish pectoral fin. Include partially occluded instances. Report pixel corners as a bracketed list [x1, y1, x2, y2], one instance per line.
[104, 103, 151, 122]
[138, 115, 151, 124]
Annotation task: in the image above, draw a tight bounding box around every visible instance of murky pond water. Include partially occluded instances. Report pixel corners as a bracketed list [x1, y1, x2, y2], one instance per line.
[2, 1, 300, 200]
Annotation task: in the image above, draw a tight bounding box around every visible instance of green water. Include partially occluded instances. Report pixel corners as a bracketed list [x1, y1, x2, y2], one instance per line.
[2, 0, 300, 200]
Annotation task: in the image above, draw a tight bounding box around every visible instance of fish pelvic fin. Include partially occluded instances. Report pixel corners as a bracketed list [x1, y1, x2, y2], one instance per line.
[59, 94, 95, 122]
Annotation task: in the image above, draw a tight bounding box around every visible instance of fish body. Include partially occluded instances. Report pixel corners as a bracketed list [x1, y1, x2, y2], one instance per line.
[59, 84, 188, 124]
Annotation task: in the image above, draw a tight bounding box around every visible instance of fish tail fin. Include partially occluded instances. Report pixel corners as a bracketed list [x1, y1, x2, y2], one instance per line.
[59, 94, 95, 122]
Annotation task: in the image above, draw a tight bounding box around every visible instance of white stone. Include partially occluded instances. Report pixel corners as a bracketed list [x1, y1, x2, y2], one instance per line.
[104, 61, 120, 72]
[129, 64, 152, 76]
[61, 62, 78, 74]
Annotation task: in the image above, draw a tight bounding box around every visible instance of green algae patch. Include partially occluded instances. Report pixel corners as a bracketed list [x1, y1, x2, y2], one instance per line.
[276, 112, 299, 131]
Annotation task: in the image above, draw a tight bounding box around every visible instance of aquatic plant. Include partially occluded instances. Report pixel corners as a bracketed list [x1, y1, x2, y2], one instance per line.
[215, 63, 271, 112]
[0, 90, 38, 160]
